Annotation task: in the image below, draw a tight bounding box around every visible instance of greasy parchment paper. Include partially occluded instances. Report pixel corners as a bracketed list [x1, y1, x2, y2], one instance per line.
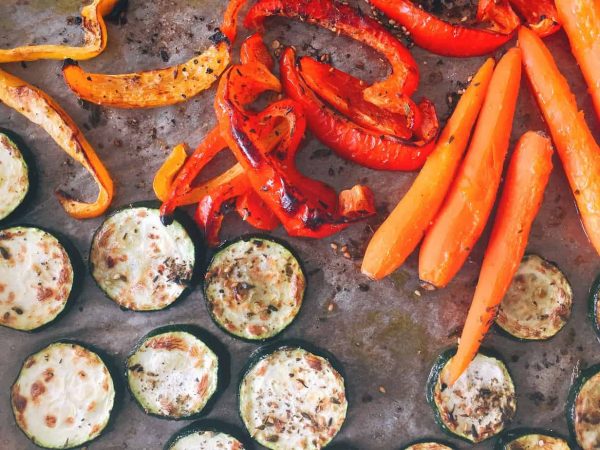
[1, 1, 599, 449]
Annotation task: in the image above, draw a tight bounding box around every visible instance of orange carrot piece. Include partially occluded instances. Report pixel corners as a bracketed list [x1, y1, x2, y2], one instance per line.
[555, 0, 600, 120]
[361, 58, 496, 280]
[419, 48, 522, 288]
[446, 131, 553, 385]
[519, 26, 600, 256]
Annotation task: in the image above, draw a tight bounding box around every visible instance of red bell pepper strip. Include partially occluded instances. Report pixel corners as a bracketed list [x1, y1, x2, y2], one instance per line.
[215, 62, 374, 238]
[244, 0, 419, 113]
[236, 190, 280, 231]
[478, 0, 560, 37]
[298, 56, 415, 139]
[281, 47, 438, 171]
[240, 33, 274, 70]
[370, 0, 515, 57]
[477, 0, 521, 34]
[221, 0, 248, 44]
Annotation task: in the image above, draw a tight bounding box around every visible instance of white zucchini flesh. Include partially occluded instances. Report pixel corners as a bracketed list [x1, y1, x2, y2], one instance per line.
[169, 430, 245, 450]
[0, 133, 29, 220]
[239, 347, 347, 450]
[433, 353, 516, 443]
[504, 434, 570, 450]
[11, 342, 115, 449]
[127, 331, 218, 418]
[497, 254, 572, 340]
[574, 372, 600, 450]
[0, 227, 74, 331]
[205, 238, 305, 340]
[90, 207, 195, 311]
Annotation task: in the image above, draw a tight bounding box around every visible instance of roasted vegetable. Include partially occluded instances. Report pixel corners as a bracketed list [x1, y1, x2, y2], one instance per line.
[479, 0, 560, 37]
[361, 58, 495, 280]
[519, 25, 600, 256]
[419, 48, 522, 288]
[495, 428, 571, 450]
[371, 0, 515, 57]
[566, 363, 600, 450]
[0, 68, 113, 219]
[0, 130, 33, 222]
[164, 420, 250, 450]
[0, 0, 121, 63]
[447, 131, 553, 385]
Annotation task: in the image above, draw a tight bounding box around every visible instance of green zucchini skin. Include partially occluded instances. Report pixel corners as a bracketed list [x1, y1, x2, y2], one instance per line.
[125, 324, 228, 421]
[588, 274, 600, 338]
[566, 363, 600, 449]
[89, 201, 202, 312]
[237, 339, 347, 449]
[494, 428, 572, 450]
[0, 128, 36, 224]
[495, 254, 572, 342]
[400, 439, 456, 450]
[426, 347, 516, 444]
[203, 234, 306, 342]
[0, 225, 83, 332]
[10, 339, 120, 450]
[163, 419, 254, 450]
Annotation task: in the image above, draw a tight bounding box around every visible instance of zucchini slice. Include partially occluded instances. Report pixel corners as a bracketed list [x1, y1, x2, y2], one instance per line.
[90, 204, 196, 311]
[126, 325, 219, 419]
[0, 131, 30, 221]
[496, 254, 572, 340]
[567, 363, 600, 450]
[402, 442, 455, 450]
[164, 420, 249, 450]
[495, 429, 571, 450]
[239, 343, 347, 449]
[0, 226, 77, 331]
[11, 341, 115, 449]
[204, 236, 305, 341]
[427, 348, 517, 443]
[588, 273, 600, 338]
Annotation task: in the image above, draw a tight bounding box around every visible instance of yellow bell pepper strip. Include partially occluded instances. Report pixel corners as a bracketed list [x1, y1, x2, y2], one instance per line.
[62, 39, 230, 109]
[0, 68, 113, 219]
[153, 144, 189, 202]
[0, 0, 121, 63]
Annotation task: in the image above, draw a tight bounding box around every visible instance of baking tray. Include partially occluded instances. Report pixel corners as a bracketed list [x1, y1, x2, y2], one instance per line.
[1, 1, 599, 449]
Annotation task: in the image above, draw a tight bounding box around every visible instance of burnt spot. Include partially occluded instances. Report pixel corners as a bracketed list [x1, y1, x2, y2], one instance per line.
[147, 335, 187, 351]
[31, 381, 46, 402]
[209, 29, 230, 46]
[12, 389, 27, 413]
[43, 368, 54, 382]
[45, 415, 57, 428]
[37, 287, 55, 302]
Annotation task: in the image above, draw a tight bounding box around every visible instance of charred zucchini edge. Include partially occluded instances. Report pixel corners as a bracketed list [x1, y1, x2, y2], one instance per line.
[566, 362, 600, 449]
[588, 273, 600, 338]
[88, 200, 201, 312]
[125, 324, 228, 420]
[203, 234, 307, 342]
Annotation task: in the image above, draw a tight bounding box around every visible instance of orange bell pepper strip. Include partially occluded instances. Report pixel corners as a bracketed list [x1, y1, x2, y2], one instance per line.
[519, 26, 600, 255]
[222, 0, 249, 44]
[556, 0, 600, 120]
[419, 48, 522, 288]
[446, 131, 554, 385]
[361, 58, 496, 280]
[0, 67, 113, 219]
[0, 0, 121, 63]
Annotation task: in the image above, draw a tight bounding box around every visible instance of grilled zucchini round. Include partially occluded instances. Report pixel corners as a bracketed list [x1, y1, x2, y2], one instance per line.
[427, 348, 517, 443]
[126, 325, 219, 420]
[495, 429, 571, 450]
[204, 235, 305, 341]
[11, 341, 115, 449]
[496, 254, 572, 340]
[239, 342, 347, 449]
[90, 203, 196, 311]
[164, 420, 249, 450]
[0, 226, 78, 331]
[0, 130, 32, 222]
[402, 441, 455, 450]
[567, 363, 600, 450]
[588, 274, 600, 338]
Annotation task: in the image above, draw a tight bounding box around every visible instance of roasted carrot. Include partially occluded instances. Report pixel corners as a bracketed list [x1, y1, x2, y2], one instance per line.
[361, 58, 496, 280]
[555, 0, 600, 120]
[446, 131, 553, 385]
[418, 48, 522, 288]
[519, 26, 600, 256]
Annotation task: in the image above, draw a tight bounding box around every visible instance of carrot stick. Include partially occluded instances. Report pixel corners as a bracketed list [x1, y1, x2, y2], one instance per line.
[519, 26, 600, 256]
[446, 131, 553, 385]
[555, 0, 600, 120]
[419, 48, 522, 288]
[361, 58, 496, 280]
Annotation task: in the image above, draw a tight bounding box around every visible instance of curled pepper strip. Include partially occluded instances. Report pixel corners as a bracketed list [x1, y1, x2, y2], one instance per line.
[245, 0, 419, 113]
[370, 0, 515, 57]
[215, 62, 374, 238]
[0, 0, 121, 63]
[281, 47, 438, 171]
[0, 68, 113, 219]
[479, 0, 560, 37]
